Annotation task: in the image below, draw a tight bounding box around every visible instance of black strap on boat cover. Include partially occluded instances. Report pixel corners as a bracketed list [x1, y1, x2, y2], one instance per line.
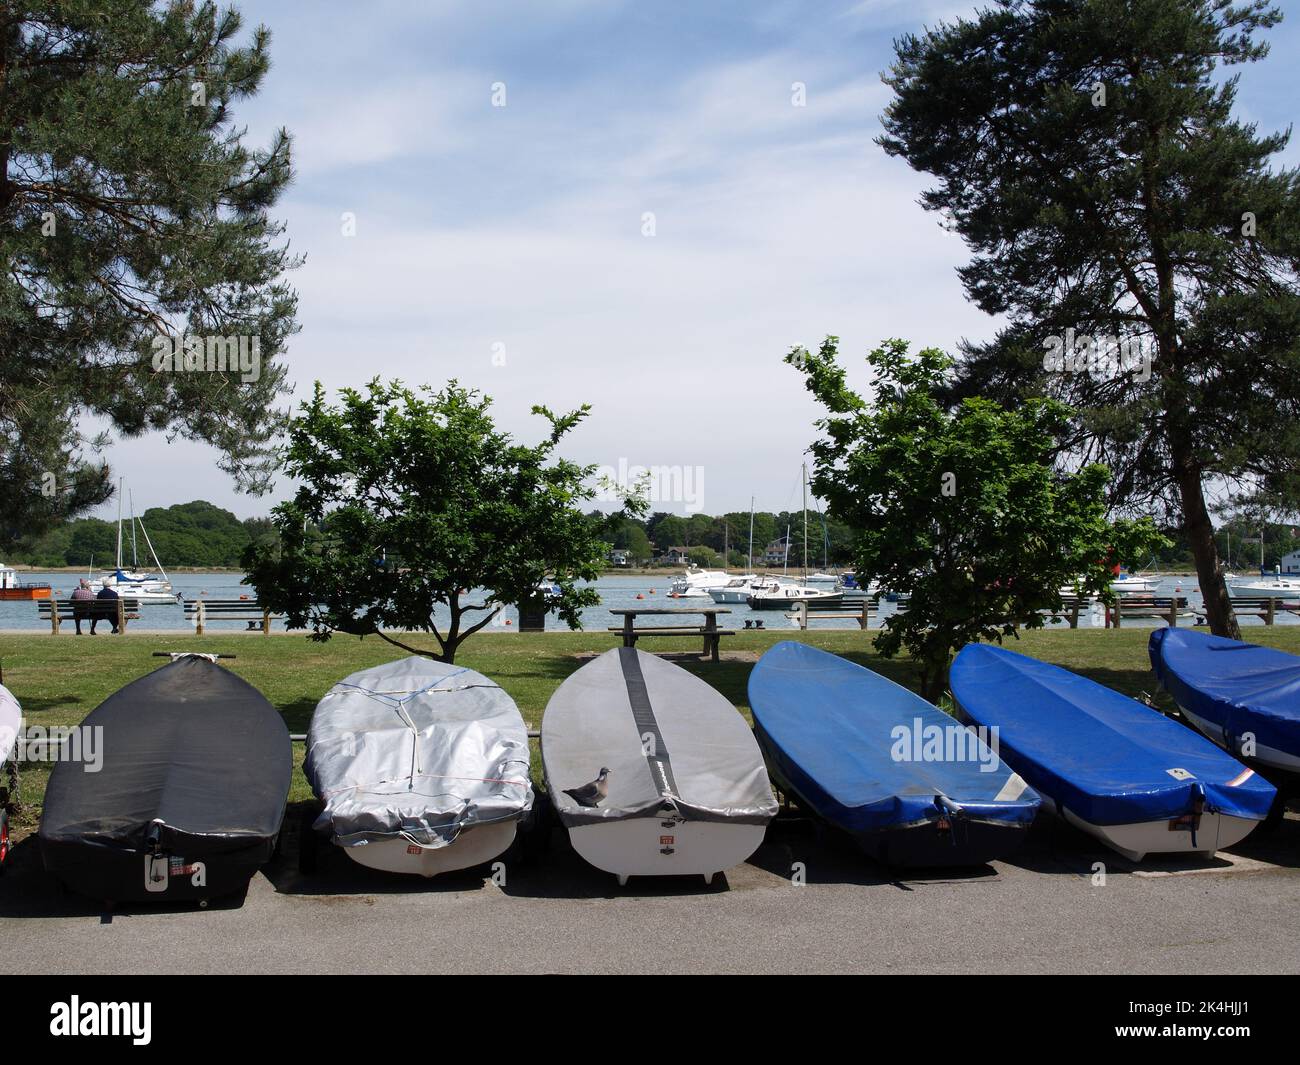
[618, 646, 679, 803]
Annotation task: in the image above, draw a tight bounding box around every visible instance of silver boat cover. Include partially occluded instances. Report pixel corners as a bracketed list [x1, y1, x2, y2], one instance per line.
[542, 648, 777, 828]
[305, 657, 533, 849]
[0, 683, 20, 764]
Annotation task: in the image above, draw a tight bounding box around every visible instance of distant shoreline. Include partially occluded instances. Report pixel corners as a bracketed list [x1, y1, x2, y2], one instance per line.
[6, 565, 246, 574]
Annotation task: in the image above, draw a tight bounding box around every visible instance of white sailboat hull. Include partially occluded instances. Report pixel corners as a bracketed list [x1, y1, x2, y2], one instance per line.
[341, 821, 517, 877]
[1050, 800, 1260, 861]
[567, 818, 767, 885]
[1173, 702, 1300, 774]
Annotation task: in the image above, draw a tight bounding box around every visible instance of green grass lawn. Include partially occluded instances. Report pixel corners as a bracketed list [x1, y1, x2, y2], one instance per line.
[5, 625, 1300, 824]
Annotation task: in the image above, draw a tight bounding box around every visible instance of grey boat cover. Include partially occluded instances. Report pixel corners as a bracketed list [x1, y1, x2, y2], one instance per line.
[542, 648, 777, 828]
[305, 657, 533, 849]
[0, 683, 20, 764]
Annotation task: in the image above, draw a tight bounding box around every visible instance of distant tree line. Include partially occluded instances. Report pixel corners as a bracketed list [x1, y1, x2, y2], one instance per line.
[11, 501, 276, 569]
[595, 509, 857, 568]
[11, 497, 1297, 574]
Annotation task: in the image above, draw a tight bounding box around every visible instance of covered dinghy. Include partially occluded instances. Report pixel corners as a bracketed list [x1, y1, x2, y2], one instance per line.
[0, 683, 21, 868]
[39, 655, 291, 903]
[542, 648, 776, 885]
[952, 643, 1275, 861]
[1151, 627, 1300, 774]
[304, 657, 533, 877]
[749, 642, 1039, 867]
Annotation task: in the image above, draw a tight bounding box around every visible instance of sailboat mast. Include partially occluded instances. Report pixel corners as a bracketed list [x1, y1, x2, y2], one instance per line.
[748, 497, 754, 572]
[129, 490, 139, 569]
[114, 478, 123, 570]
[802, 463, 808, 584]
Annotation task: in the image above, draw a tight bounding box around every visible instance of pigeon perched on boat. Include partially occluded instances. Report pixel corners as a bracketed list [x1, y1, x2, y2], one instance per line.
[564, 768, 611, 807]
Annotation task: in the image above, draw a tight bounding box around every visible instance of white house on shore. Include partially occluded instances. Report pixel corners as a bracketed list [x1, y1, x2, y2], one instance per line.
[761, 536, 790, 567]
[1281, 549, 1300, 574]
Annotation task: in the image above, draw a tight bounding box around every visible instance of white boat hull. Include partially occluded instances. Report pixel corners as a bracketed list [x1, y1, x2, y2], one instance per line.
[566, 817, 767, 885]
[1173, 702, 1300, 774]
[1051, 800, 1260, 861]
[341, 821, 517, 878]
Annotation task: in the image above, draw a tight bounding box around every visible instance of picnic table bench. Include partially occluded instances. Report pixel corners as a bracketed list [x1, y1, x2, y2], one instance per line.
[608, 607, 734, 662]
[184, 598, 284, 634]
[38, 597, 140, 634]
[1106, 594, 1193, 628]
[1199, 594, 1300, 627]
[785, 594, 909, 630]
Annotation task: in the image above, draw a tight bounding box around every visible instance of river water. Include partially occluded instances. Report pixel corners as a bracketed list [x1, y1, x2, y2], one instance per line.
[0, 571, 1289, 632]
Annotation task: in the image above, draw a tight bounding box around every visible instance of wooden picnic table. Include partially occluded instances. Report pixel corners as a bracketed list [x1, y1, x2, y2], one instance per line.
[608, 606, 734, 662]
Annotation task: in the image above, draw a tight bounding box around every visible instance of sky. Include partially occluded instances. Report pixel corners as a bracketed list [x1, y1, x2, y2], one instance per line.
[96, 0, 1300, 521]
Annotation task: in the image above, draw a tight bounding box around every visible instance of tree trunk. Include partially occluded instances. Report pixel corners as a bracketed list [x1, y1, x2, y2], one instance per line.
[1172, 448, 1240, 639]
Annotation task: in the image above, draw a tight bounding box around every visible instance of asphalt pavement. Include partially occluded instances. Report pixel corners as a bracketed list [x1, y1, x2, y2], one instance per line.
[6, 809, 1300, 975]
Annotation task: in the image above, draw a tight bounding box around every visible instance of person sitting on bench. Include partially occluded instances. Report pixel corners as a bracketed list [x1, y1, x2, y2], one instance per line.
[70, 579, 95, 636]
[92, 583, 120, 635]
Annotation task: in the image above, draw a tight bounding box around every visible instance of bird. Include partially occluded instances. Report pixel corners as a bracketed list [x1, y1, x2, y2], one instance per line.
[564, 768, 611, 808]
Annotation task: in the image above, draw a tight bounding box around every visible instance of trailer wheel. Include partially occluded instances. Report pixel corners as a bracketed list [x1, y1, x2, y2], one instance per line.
[298, 808, 321, 874]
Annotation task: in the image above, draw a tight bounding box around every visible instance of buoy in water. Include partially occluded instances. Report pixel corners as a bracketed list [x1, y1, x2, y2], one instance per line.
[636, 593, 645, 600]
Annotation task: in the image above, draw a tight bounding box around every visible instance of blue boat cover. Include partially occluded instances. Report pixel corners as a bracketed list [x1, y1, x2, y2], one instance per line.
[1150, 627, 1300, 761]
[748, 642, 1040, 835]
[951, 643, 1274, 825]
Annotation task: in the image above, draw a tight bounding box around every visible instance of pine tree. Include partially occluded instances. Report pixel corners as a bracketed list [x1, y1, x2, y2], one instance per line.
[879, 0, 1300, 637]
[0, 1, 299, 548]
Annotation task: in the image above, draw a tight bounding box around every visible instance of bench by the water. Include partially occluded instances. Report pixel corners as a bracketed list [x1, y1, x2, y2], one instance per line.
[38, 597, 140, 634]
[608, 607, 734, 662]
[185, 599, 284, 634]
[1198, 595, 1300, 627]
[784, 594, 910, 630]
[1106, 594, 1193, 627]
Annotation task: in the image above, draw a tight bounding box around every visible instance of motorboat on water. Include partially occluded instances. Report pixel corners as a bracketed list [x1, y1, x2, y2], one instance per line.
[668, 566, 730, 597]
[0, 564, 51, 601]
[707, 574, 777, 603]
[747, 582, 843, 610]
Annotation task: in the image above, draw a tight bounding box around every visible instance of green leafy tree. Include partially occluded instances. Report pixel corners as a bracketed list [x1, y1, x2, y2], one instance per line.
[878, 0, 1299, 639]
[243, 379, 622, 663]
[791, 337, 1167, 700]
[0, 1, 300, 550]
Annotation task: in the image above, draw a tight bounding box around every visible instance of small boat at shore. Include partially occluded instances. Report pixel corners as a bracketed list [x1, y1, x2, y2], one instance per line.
[952, 643, 1275, 861]
[303, 657, 534, 877]
[749, 642, 1039, 867]
[39, 654, 291, 904]
[0, 564, 51, 601]
[1150, 627, 1300, 775]
[542, 648, 776, 885]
